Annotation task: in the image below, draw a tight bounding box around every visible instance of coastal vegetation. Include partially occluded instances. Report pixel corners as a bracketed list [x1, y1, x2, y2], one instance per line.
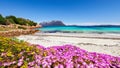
[0, 14, 41, 36]
[0, 37, 120, 68]
[0, 37, 40, 68]
[0, 14, 37, 26]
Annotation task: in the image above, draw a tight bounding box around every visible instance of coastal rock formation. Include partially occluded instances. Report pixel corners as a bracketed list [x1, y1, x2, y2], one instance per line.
[0, 29, 39, 37]
[0, 24, 41, 37]
[40, 20, 65, 27]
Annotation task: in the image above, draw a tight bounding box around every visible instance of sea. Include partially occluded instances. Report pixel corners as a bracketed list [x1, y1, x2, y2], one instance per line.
[37, 26, 120, 34]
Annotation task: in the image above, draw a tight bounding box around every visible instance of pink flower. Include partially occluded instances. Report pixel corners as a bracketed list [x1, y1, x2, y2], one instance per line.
[3, 63, 11, 66]
[1, 53, 6, 56]
[17, 61, 23, 66]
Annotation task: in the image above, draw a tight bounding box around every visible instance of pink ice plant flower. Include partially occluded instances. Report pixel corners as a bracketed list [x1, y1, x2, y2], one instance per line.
[17, 56, 24, 66]
[33, 44, 120, 68]
[1, 44, 120, 68]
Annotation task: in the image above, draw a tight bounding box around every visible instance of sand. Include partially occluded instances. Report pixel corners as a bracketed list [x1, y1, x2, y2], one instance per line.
[17, 32, 120, 56]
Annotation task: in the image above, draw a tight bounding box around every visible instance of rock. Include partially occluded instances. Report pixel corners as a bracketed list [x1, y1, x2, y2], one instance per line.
[0, 29, 39, 37]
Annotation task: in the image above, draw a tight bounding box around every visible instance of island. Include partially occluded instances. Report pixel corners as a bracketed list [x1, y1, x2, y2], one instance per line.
[40, 20, 65, 27]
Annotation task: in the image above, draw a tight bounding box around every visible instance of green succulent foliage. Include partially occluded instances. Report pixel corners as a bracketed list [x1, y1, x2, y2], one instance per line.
[0, 36, 40, 67]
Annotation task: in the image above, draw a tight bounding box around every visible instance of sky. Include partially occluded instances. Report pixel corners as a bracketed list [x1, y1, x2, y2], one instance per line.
[0, 0, 120, 25]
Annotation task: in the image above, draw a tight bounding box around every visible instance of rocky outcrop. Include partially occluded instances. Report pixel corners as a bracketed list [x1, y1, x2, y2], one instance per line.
[0, 29, 39, 37]
[18, 24, 42, 29]
[40, 20, 65, 27]
[0, 24, 41, 37]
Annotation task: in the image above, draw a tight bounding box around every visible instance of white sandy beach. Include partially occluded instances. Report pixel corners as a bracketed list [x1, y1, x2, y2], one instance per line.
[17, 32, 120, 56]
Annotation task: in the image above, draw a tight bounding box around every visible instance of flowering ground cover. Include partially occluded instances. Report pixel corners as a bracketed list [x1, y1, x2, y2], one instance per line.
[0, 37, 120, 68]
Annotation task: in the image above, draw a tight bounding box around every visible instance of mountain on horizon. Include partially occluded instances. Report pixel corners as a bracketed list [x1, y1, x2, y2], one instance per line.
[40, 20, 66, 27]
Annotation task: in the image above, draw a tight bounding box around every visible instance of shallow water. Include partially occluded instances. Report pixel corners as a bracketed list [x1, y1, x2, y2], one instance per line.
[37, 26, 120, 33]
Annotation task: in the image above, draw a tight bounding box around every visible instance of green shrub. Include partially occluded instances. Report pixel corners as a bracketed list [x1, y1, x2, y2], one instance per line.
[18, 26, 26, 29]
[0, 14, 37, 26]
[0, 14, 6, 25]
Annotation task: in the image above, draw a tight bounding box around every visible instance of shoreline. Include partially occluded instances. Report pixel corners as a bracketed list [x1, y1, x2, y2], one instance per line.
[17, 32, 120, 56]
[35, 32, 120, 40]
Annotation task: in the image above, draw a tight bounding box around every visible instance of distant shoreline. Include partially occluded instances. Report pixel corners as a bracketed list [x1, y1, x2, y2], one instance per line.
[67, 25, 120, 27]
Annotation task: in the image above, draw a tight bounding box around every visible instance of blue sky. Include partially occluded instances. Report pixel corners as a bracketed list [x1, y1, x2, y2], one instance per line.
[0, 0, 120, 25]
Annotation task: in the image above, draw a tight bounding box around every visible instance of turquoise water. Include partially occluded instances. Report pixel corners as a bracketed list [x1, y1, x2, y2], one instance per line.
[38, 26, 120, 33]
